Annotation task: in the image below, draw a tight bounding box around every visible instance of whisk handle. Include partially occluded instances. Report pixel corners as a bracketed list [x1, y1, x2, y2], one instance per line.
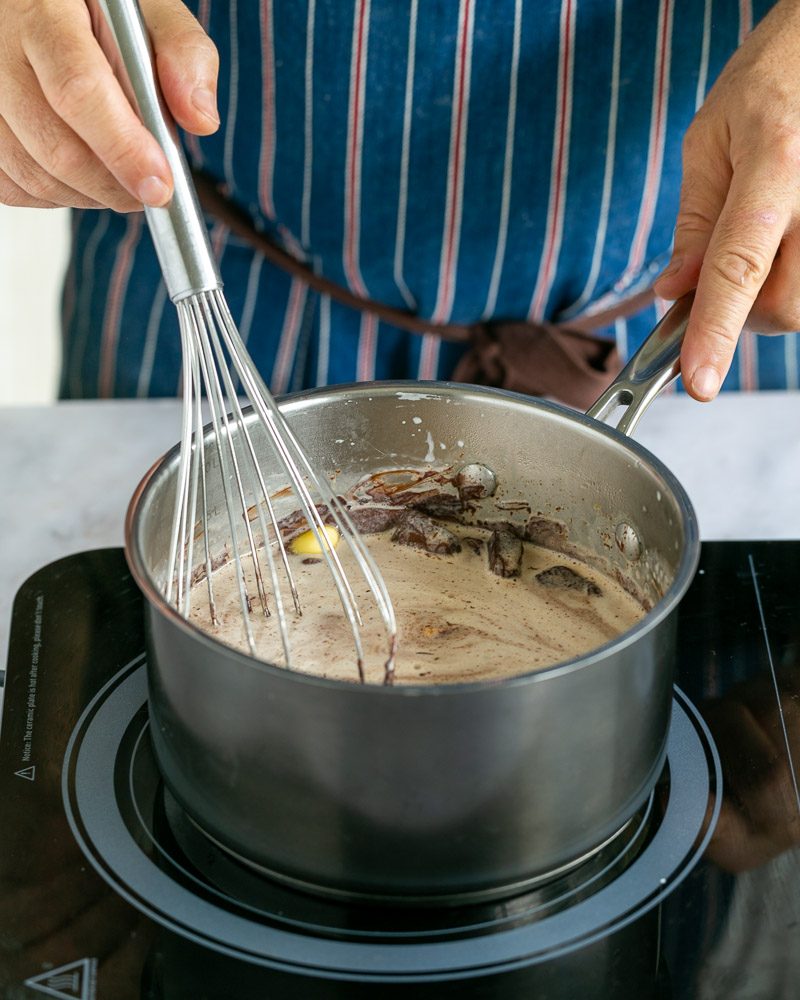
[95, 0, 222, 302]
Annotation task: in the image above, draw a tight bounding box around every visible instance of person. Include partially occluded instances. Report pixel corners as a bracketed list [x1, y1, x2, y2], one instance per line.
[2, 0, 799, 404]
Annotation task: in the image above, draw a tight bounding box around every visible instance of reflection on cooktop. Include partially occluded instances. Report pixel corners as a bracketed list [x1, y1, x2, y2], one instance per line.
[0, 544, 799, 999]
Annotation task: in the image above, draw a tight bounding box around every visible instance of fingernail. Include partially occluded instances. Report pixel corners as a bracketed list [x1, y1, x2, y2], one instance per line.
[138, 175, 171, 207]
[691, 365, 721, 400]
[191, 86, 220, 124]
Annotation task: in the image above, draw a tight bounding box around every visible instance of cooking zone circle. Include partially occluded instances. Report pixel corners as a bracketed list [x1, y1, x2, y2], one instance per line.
[62, 655, 721, 983]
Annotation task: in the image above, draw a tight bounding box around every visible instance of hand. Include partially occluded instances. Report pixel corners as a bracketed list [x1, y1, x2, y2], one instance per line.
[0, 0, 219, 212]
[654, 0, 800, 401]
[704, 671, 800, 873]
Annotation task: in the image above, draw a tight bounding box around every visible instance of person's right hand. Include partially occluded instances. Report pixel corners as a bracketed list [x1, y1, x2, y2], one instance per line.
[0, 0, 219, 212]
[704, 671, 800, 873]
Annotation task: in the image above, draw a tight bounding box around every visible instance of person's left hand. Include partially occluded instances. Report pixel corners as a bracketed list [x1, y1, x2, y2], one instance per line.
[654, 0, 800, 401]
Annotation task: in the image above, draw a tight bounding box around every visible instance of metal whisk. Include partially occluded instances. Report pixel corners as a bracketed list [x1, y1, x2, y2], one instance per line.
[99, 0, 397, 682]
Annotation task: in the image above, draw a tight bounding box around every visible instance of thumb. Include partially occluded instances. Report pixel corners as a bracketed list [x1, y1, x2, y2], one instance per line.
[142, 0, 220, 136]
[654, 134, 729, 301]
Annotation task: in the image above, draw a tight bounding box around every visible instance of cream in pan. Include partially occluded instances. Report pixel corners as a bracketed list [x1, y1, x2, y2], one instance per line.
[187, 466, 647, 685]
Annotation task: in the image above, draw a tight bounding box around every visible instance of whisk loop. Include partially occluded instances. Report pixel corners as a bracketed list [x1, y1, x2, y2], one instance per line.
[166, 290, 398, 684]
[97, 0, 397, 683]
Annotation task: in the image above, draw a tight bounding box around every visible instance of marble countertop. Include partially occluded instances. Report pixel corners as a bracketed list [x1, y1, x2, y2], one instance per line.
[2, 391, 799, 681]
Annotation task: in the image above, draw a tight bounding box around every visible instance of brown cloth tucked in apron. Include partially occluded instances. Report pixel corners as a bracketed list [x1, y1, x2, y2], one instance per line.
[193, 172, 655, 410]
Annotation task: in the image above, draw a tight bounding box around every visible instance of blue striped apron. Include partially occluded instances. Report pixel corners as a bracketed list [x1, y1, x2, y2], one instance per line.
[61, 0, 796, 400]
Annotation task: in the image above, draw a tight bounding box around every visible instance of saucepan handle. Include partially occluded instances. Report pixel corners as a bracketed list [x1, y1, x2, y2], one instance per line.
[585, 292, 694, 437]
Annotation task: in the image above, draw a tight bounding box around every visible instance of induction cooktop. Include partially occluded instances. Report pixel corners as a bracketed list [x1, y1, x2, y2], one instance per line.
[1, 543, 799, 999]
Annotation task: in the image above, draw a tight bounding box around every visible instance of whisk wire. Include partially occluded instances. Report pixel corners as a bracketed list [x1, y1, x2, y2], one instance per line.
[181, 331, 204, 617]
[191, 333, 217, 625]
[200, 293, 299, 669]
[186, 298, 258, 655]
[166, 315, 195, 610]
[196, 296, 271, 620]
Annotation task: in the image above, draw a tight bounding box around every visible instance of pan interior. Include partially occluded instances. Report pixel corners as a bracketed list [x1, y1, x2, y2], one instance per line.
[130, 384, 694, 681]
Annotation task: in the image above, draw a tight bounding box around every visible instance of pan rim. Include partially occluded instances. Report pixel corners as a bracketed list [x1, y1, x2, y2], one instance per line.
[125, 379, 700, 695]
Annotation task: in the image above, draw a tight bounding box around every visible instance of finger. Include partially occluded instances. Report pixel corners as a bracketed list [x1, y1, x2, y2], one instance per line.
[680, 164, 792, 400]
[746, 229, 800, 334]
[0, 116, 104, 209]
[0, 864, 108, 945]
[705, 795, 785, 873]
[141, 0, 220, 135]
[654, 122, 730, 301]
[0, 168, 60, 208]
[26, 886, 137, 965]
[22, 0, 172, 207]
[0, 85, 141, 211]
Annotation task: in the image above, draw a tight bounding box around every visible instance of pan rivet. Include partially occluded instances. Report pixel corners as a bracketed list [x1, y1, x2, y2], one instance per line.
[453, 463, 497, 501]
[615, 522, 642, 561]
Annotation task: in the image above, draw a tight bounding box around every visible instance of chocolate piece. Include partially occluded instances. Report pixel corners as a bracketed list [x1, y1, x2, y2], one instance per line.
[391, 511, 462, 555]
[411, 493, 465, 521]
[360, 469, 444, 504]
[475, 518, 518, 536]
[521, 516, 569, 549]
[355, 485, 465, 520]
[276, 505, 332, 544]
[454, 463, 497, 501]
[613, 567, 653, 612]
[190, 548, 230, 585]
[373, 487, 459, 512]
[536, 565, 601, 596]
[347, 505, 405, 535]
[488, 528, 523, 578]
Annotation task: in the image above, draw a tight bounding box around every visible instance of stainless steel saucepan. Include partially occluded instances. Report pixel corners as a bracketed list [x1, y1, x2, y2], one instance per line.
[125, 295, 699, 901]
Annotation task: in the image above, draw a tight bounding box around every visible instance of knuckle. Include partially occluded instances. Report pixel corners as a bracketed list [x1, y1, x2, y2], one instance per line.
[103, 139, 147, 182]
[699, 323, 740, 354]
[161, 27, 219, 80]
[682, 116, 711, 159]
[674, 209, 715, 240]
[774, 307, 800, 333]
[14, 0, 40, 35]
[770, 128, 800, 172]
[177, 26, 218, 61]
[50, 68, 100, 118]
[47, 137, 89, 180]
[709, 247, 769, 292]
[13, 160, 52, 200]
[756, 296, 800, 333]
[0, 178, 28, 207]
[101, 129, 143, 173]
[675, 173, 721, 240]
[0, 174, 54, 208]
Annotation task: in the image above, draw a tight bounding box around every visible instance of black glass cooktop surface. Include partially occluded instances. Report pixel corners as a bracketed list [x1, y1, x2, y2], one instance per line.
[1, 543, 799, 999]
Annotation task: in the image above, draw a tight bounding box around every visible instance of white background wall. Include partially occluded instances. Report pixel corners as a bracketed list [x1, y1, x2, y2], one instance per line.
[0, 206, 70, 405]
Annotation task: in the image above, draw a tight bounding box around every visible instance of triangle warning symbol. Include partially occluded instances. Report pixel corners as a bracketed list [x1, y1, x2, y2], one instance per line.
[15, 765, 35, 781]
[23, 957, 96, 1000]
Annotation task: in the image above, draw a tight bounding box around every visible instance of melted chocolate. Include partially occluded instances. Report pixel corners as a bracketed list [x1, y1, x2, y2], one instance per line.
[536, 564, 602, 596]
